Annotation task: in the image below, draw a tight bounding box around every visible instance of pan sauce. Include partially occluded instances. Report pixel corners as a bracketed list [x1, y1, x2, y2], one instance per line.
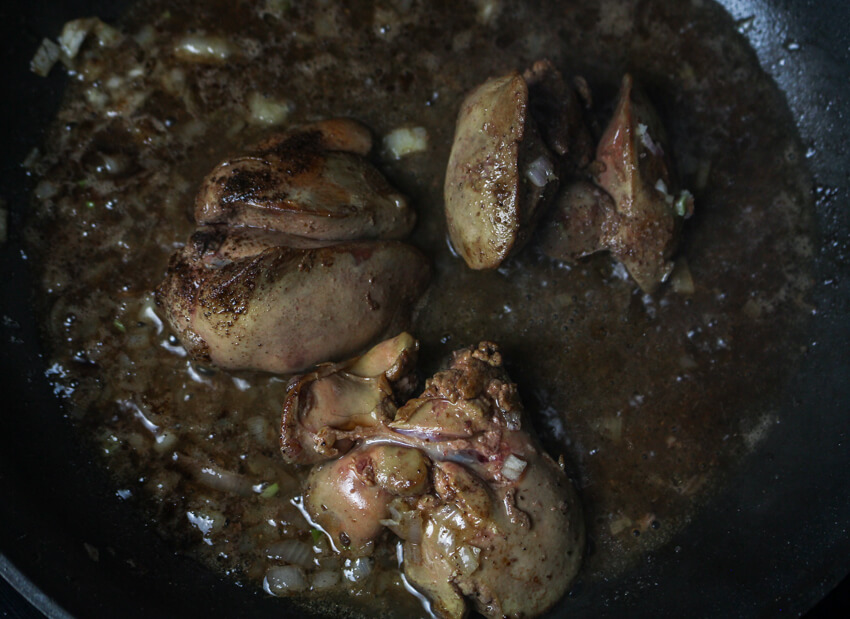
[26, 0, 815, 615]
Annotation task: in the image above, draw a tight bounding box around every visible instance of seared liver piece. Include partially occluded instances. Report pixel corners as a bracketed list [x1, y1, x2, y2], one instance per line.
[283, 337, 585, 619]
[444, 72, 558, 270]
[157, 119, 429, 373]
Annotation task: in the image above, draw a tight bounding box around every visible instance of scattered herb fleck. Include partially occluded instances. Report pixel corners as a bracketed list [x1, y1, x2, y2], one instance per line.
[260, 482, 279, 499]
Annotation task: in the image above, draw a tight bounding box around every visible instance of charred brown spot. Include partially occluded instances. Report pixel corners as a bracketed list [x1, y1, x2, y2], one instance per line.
[256, 130, 325, 176]
[222, 165, 274, 197]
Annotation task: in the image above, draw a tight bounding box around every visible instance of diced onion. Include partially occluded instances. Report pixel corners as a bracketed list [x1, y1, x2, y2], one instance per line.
[248, 92, 293, 125]
[436, 525, 455, 553]
[133, 24, 156, 47]
[405, 516, 424, 544]
[174, 35, 236, 62]
[30, 38, 61, 77]
[153, 430, 178, 453]
[675, 190, 695, 218]
[178, 455, 256, 496]
[609, 515, 633, 536]
[381, 505, 424, 544]
[383, 126, 428, 159]
[433, 504, 468, 531]
[197, 466, 254, 495]
[34, 180, 58, 201]
[456, 544, 481, 575]
[342, 557, 373, 582]
[598, 416, 623, 442]
[501, 454, 527, 481]
[264, 566, 308, 595]
[670, 258, 695, 295]
[474, 0, 503, 24]
[311, 570, 341, 590]
[245, 415, 270, 442]
[186, 509, 225, 536]
[59, 20, 92, 58]
[525, 155, 556, 188]
[638, 123, 664, 156]
[266, 539, 314, 568]
[59, 18, 121, 59]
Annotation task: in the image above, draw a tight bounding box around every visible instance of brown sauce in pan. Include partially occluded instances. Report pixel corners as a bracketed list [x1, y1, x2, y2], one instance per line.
[25, 0, 814, 615]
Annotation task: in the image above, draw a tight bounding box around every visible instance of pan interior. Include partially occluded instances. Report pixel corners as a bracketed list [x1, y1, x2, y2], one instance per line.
[3, 0, 847, 617]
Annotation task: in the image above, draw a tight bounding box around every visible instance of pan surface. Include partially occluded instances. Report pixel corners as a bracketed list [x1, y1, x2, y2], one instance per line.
[1, 0, 848, 617]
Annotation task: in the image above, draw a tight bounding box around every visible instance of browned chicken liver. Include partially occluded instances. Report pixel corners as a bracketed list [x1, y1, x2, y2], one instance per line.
[158, 238, 429, 374]
[443, 71, 559, 270]
[282, 336, 585, 619]
[444, 61, 595, 272]
[539, 74, 695, 293]
[523, 59, 595, 173]
[157, 120, 429, 373]
[447, 64, 694, 293]
[195, 119, 415, 240]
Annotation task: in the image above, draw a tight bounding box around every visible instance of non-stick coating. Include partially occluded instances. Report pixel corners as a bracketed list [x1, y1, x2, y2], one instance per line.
[1, 0, 848, 617]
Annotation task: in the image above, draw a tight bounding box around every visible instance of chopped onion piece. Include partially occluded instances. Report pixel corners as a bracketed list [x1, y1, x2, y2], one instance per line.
[433, 504, 468, 531]
[59, 18, 121, 59]
[33, 180, 58, 200]
[342, 557, 373, 582]
[311, 570, 340, 590]
[474, 0, 503, 24]
[30, 38, 61, 77]
[638, 123, 664, 156]
[133, 24, 156, 47]
[248, 92, 294, 125]
[383, 126, 428, 159]
[382, 506, 424, 545]
[186, 509, 225, 536]
[597, 416, 623, 442]
[175, 35, 237, 62]
[264, 566, 308, 595]
[436, 525, 455, 553]
[84, 87, 109, 109]
[502, 454, 527, 481]
[456, 544, 481, 575]
[525, 155, 556, 188]
[178, 454, 256, 496]
[94, 22, 121, 47]
[670, 258, 695, 295]
[675, 190, 695, 218]
[609, 514, 633, 536]
[405, 513, 423, 544]
[59, 19, 92, 58]
[266, 539, 314, 568]
[153, 430, 178, 453]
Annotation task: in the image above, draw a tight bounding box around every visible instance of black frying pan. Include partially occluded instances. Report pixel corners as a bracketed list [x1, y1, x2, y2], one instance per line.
[1, 0, 848, 617]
